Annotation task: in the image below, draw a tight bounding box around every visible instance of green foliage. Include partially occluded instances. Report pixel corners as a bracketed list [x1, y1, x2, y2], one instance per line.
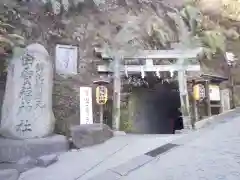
[201, 30, 226, 51]
[120, 109, 133, 133]
[180, 5, 227, 59]
[180, 5, 202, 34]
[220, 0, 240, 21]
[0, 5, 26, 74]
[119, 93, 139, 133]
[145, 15, 177, 48]
[0, 0, 230, 63]
[142, 4, 227, 59]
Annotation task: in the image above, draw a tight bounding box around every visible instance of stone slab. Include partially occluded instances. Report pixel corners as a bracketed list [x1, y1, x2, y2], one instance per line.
[0, 135, 69, 163]
[36, 154, 58, 167]
[0, 155, 58, 173]
[0, 162, 36, 173]
[0, 169, 19, 180]
[113, 131, 126, 136]
[110, 155, 154, 176]
[70, 124, 113, 149]
[0, 156, 37, 173]
[87, 170, 121, 180]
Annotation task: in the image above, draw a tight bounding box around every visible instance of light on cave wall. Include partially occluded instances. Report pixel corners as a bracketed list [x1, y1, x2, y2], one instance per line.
[170, 69, 174, 78]
[225, 52, 237, 66]
[140, 66, 145, 79]
[124, 65, 128, 78]
[155, 70, 160, 79]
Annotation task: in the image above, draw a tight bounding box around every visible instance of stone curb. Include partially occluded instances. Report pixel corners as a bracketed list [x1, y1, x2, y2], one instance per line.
[113, 131, 126, 136]
[173, 108, 240, 146]
[88, 155, 154, 180]
[194, 109, 237, 129]
[176, 108, 240, 134]
[110, 155, 153, 176]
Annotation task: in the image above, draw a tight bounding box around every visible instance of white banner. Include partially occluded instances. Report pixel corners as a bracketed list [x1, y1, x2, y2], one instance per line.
[220, 89, 230, 112]
[209, 85, 220, 101]
[55, 44, 78, 75]
[80, 87, 93, 124]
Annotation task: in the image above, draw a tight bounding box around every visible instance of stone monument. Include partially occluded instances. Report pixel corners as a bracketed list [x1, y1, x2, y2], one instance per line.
[0, 43, 55, 139]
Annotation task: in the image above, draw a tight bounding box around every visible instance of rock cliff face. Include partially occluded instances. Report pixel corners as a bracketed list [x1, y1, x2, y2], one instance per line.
[1, 0, 238, 134]
[0, 0, 186, 134]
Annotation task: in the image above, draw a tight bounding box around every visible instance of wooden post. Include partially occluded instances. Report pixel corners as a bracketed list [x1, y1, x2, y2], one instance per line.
[229, 67, 235, 108]
[112, 56, 121, 130]
[100, 105, 104, 125]
[205, 80, 211, 116]
[191, 80, 198, 129]
[178, 70, 191, 129]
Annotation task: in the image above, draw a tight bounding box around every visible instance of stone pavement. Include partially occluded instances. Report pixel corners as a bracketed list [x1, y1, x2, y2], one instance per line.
[19, 108, 240, 180]
[91, 111, 240, 180]
[18, 134, 182, 180]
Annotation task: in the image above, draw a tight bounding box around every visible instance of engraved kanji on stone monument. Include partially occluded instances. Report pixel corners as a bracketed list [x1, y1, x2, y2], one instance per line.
[0, 44, 55, 139]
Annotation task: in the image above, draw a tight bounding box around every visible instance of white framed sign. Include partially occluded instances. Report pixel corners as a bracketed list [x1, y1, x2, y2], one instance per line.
[80, 87, 93, 124]
[55, 44, 78, 75]
[209, 85, 220, 101]
[220, 89, 230, 112]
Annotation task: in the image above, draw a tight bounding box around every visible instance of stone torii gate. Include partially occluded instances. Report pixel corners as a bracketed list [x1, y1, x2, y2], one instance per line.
[95, 47, 203, 131]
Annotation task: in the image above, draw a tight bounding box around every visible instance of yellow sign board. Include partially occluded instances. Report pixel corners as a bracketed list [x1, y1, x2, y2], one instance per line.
[96, 86, 108, 105]
[193, 84, 205, 101]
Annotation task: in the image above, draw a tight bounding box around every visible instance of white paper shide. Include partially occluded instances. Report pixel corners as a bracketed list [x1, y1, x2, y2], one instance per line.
[80, 87, 93, 124]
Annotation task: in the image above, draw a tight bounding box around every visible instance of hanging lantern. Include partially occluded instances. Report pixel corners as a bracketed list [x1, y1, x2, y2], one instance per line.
[96, 85, 108, 105]
[193, 84, 205, 101]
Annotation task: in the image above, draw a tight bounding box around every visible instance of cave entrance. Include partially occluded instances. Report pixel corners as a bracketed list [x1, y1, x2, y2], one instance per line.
[126, 74, 183, 134]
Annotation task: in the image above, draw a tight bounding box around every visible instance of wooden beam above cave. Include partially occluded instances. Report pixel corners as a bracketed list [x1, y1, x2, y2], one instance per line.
[94, 47, 203, 59]
[98, 64, 201, 73]
[95, 47, 202, 73]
